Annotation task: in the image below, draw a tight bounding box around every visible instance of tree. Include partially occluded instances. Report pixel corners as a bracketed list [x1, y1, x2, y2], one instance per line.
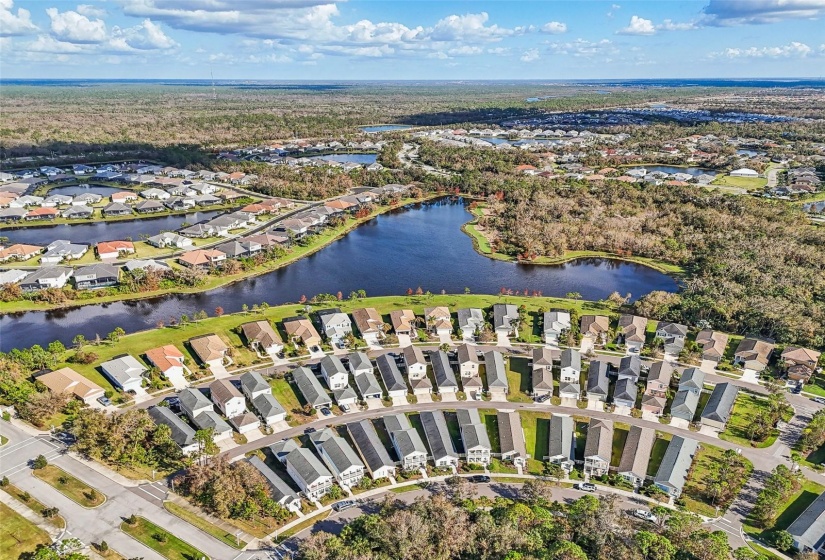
[107, 327, 125, 343]
[195, 428, 218, 461]
[772, 530, 794, 552]
[519, 478, 554, 505]
[72, 334, 86, 350]
[566, 292, 581, 301]
[636, 531, 676, 560]
[32, 454, 48, 469]
[215, 306, 224, 317]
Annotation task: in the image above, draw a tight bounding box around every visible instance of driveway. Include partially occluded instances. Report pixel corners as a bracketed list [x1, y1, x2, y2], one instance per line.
[496, 332, 512, 347]
[397, 334, 412, 348]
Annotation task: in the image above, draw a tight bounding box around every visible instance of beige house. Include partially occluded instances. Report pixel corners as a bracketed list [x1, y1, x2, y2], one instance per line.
[36, 367, 105, 405]
[424, 306, 452, 336]
[241, 320, 283, 355]
[617, 314, 648, 352]
[733, 338, 775, 372]
[389, 309, 417, 337]
[580, 315, 610, 346]
[189, 334, 230, 368]
[696, 330, 729, 363]
[282, 317, 322, 348]
[351, 308, 385, 345]
[782, 347, 822, 382]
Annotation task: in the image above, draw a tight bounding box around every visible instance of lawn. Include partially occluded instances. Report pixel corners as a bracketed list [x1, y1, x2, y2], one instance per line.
[610, 427, 629, 468]
[1, 484, 66, 528]
[719, 394, 778, 448]
[488, 458, 518, 474]
[520, 410, 551, 475]
[647, 433, 673, 477]
[479, 408, 501, 453]
[0, 502, 51, 560]
[33, 465, 105, 508]
[507, 357, 533, 403]
[682, 444, 753, 517]
[164, 501, 247, 549]
[711, 174, 767, 190]
[803, 444, 825, 468]
[743, 480, 825, 542]
[1, 435, 7, 446]
[277, 510, 331, 539]
[121, 516, 209, 560]
[269, 378, 307, 423]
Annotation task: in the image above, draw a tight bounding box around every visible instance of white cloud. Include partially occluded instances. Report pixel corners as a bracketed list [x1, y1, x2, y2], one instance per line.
[25, 34, 90, 53]
[109, 19, 178, 51]
[428, 12, 522, 42]
[520, 48, 539, 62]
[46, 7, 108, 43]
[607, 4, 621, 18]
[76, 4, 107, 18]
[547, 38, 618, 58]
[617, 15, 656, 35]
[540, 21, 567, 34]
[702, 0, 825, 25]
[658, 19, 697, 31]
[711, 41, 814, 58]
[0, 0, 38, 36]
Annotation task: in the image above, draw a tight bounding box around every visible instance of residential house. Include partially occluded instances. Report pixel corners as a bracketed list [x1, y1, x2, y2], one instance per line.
[188, 334, 229, 368]
[457, 308, 485, 342]
[419, 410, 459, 468]
[210, 379, 246, 419]
[389, 309, 417, 338]
[178, 249, 226, 270]
[36, 367, 104, 406]
[532, 347, 554, 397]
[547, 415, 575, 471]
[617, 426, 655, 488]
[484, 350, 509, 396]
[457, 408, 492, 465]
[145, 345, 187, 389]
[375, 354, 408, 398]
[696, 330, 729, 364]
[178, 223, 216, 238]
[786, 491, 825, 555]
[580, 315, 610, 346]
[140, 187, 170, 200]
[270, 439, 333, 501]
[42, 194, 72, 207]
[282, 317, 322, 348]
[498, 410, 528, 467]
[700, 383, 739, 430]
[214, 239, 261, 259]
[73, 263, 120, 290]
[240, 321, 283, 355]
[62, 206, 93, 219]
[642, 361, 673, 415]
[41, 240, 88, 264]
[247, 456, 302, 513]
[349, 357, 382, 400]
[617, 315, 648, 352]
[124, 259, 170, 274]
[333, 385, 358, 408]
[0, 243, 42, 263]
[25, 207, 59, 221]
[346, 420, 396, 480]
[292, 366, 332, 409]
[146, 232, 193, 249]
[148, 406, 198, 455]
[560, 348, 581, 382]
[96, 240, 135, 260]
[179, 388, 213, 421]
[583, 419, 613, 477]
[0, 207, 27, 222]
[586, 361, 610, 402]
[320, 355, 349, 390]
[239, 370, 271, 401]
[613, 378, 638, 408]
[0, 269, 28, 285]
[193, 410, 233, 441]
[403, 345, 431, 395]
[424, 306, 452, 336]
[252, 392, 286, 427]
[351, 308, 385, 345]
[492, 304, 520, 337]
[72, 193, 101, 206]
[134, 200, 166, 214]
[655, 322, 689, 355]
[782, 347, 821, 383]
[678, 367, 705, 394]
[543, 310, 571, 345]
[310, 428, 365, 488]
[19, 267, 73, 291]
[383, 414, 428, 471]
[100, 355, 146, 392]
[316, 308, 352, 346]
[111, 192, 138, 203]
[347, 351, 373, 377]
[653, 436, 698, 498]
[456, 343, 480, 377]
[103, 202, 133, 217]
[670, 390, 700, 422]
[431, 350, 459, 394]
[617, 355, 641, 381]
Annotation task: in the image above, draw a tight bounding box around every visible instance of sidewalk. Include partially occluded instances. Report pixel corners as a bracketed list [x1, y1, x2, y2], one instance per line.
[0, 489, 62, 542]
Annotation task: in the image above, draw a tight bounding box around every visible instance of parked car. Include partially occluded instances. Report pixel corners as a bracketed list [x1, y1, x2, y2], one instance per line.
[320, 407, 332, 417]
[813, 397, 825, 405]
[792, 384, 803, 394]
[304, 427, 317, 434]
[469, 475, 491, 483]
[631, 509, 658, 523]
[341, 404, 351, 412]
[575, 483, 597, 492]
[97, 396, 112, 407]
[534, 394, 551, 403]
[332, 499, 358, 512]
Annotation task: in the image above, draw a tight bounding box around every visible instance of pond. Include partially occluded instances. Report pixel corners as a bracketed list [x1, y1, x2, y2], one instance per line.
[0, 199, 678, 351]
[360, 125, 412, 133]
[46, 184, 123, 197]
[306, 153, 378, 165]
[1, 210, 226, 246]
[641, 166, 716, 177]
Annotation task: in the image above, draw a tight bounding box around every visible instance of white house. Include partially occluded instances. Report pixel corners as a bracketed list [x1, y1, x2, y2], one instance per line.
[543, 310, 571, 345]
[320, 355, 349, 390]
[730, 168, 758, 177]
[210, 379, 246, 419]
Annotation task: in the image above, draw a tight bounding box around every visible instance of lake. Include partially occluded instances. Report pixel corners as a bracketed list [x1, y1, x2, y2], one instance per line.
[360, 125, 412, 133]
[46, 184, 123, 197]
[1, 210, 226, 246]
[0, 199, 678, 351]
[307, 153, 377, 164]
[642, 166, 716, 177]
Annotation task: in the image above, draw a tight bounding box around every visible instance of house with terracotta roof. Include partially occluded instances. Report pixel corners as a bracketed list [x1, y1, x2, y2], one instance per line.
[111, 191, 138, 203]
[782, 347, 822, 382]
[177, 249, 226, 270]
[0, 244, 42, 263]
[25, 207, 59, 221]
[188, 334, 230, 368]
[324, 199, 356, 212]
[36, 367, 105, 405]
[96, 240, 135, 260]
[145, 345, 188, 389]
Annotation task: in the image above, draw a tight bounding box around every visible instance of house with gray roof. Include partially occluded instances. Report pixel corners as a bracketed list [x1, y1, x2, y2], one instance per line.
[670, 390, 700, 422]
[375, 354, 407, 398]
[332, 385, 358, 408]
[492, 303, 520, 337]
[74, 263, 120, 290]
[63, 206, 94, 219]
[193, 410, 232, 441]
[320, 355, 349, 390]
[617, 355, 641, 381]
[560, 348, 581, 383]
[239, 370, 271, 401]
[613, 377, 638, 408]
[617, 426, 654, 487]
[316, 308, 352, 346]
[270, 439, 334, 501]
[655, 321, 689, 355]
[252, 393, 286, 427]
[430, 350, 458, 394]
[347, 352, 373, 376]
[543, 310, 571, 345]
[419, 410, 459, 468]
[147, 406, 198, 454]
[347, 420, 396, 480]
[484, 350, 508, 395]
[457, 308, 485, 342]
[678, 367, 705, 394]
[247, 456, 301, 513]
[383, 413, 428, 470]
[700, 383, 738, 430]
[310, 428, 365, 488]
[291, 366, 331, 409]
[456, 409, 491, 465]
[100, 355, 146, 392]
[146, 232, 193, 249]
[654, 436, 698, 498]
[179, 388, 213, 421]
[532, 347, 554, 397]
[41, 239, 88, 264]
[498, 410, 527, 467]
[19, 267, 73, 291]
[353, 367, 382, 401]
[103, 202, 133, 216]
[787, 491, 825, 555]
[586, 361, 610, 402]
[547, 415, 575, 471]
[456, 343, 480, 379]
[583, 419, 613, 477]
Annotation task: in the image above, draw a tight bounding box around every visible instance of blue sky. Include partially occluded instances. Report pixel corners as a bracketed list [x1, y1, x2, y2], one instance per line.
[1, 0, 824, 79]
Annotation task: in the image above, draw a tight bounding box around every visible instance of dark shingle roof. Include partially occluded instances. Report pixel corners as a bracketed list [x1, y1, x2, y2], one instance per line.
[148, 406, 195, 448]
[419, 410, 458, 461]
[700, 383, 738, 424]
[347, 420, 395, 475]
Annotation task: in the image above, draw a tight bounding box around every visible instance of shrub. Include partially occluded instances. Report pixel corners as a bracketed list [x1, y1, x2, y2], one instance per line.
[32, 455, 48, 470]
[0, 476, 9, 487]
[551, 396, 561, 406]
[126, 514, 137, 525]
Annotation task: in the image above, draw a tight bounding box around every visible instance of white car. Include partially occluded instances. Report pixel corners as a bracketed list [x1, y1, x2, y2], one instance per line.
[632, 509, 658, 523]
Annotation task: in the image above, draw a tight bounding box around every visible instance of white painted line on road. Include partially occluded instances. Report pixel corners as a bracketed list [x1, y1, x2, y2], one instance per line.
[136, 486, 165, 500]
[712, 524, 739, 536]
[0, 451, 62, 476]
[0, 437, 38, 456]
